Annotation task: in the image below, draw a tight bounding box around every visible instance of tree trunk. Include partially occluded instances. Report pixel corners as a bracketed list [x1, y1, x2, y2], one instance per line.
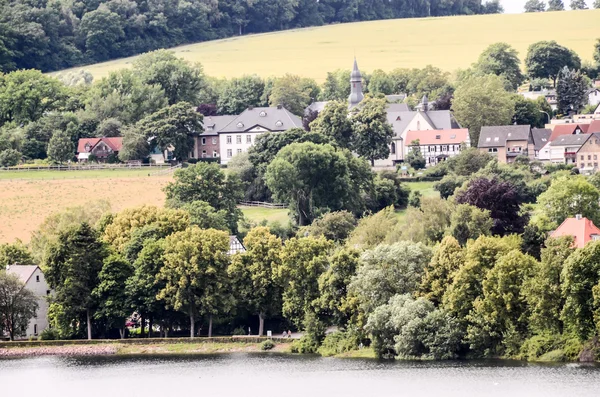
[148, 315, 153, 338]
[239, 24, 242, 36]
[140, 313, 145, 338]
[119, 328, 125, 339]
[371, 158, 375, 167]
[208, 315, 213, 338]
[258, 312, 265, 337]
[86, 308, 92, 340]
[190, 312, 195, 338]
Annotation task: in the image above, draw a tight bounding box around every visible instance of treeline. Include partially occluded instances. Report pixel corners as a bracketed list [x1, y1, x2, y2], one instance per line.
[0, 0, 503, 73]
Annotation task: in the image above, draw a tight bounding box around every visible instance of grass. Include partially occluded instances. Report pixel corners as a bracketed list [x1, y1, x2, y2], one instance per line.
[0, 168, 168, 180]
[395, 180, 438, 223]
[240, 206, 290, 224]
[117, 341, 291, 355]
[53, 9, 600, 82]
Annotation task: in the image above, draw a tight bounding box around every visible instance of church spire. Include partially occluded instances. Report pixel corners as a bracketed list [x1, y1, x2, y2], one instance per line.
[348, 58, 364, 108]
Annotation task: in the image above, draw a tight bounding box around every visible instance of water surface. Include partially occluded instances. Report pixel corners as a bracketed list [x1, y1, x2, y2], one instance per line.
[1, 353, 599, 397]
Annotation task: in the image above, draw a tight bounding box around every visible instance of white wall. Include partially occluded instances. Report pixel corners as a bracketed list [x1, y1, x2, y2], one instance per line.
[219, 127, 269, 165]
[22, 268, 50, 339]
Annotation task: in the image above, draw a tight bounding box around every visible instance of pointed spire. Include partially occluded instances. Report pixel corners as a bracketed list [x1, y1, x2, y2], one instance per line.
[351, 57, 362, 81]
[348, 57, 364, 108]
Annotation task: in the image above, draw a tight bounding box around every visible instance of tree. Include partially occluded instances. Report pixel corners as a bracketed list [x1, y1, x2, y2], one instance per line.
[133, 50, 206, 105]
[137, 102, 202, 162]
[406, 140, 426, 169]
[228, 227, 283, 336]
[513, 96, 544, 127]
[524, 0, 546, 12]
[556, 67, 587, 114]
[157, 227, 230, 338]
[420, 236, 464, 305]
[0, 240, 35, 268]
[474, 43, 524, 90]
[452, 74, 515, 145]
[96, 118, 122, 137]
[368, 69, 393, 94]
[347, 207, 398, 249]
[537, 175, 600, 227]
[594, 38, 600, 64]
[182, 201, 229, 231]
[268, 74, 315, 116]
[547, 0, 565, 10]
[350, 97, 394, 166]
[266, 142, 372, 226]
[164, 163, 244, 232]
[349, 241, 432, 315]
[47, 130, 74, 164]
[386, 197, 453, 245]
[309, 100, 354, 149]
[275, 236, 332, 327]
[305, 211, 357, 242]
[570, 0, 588, 9]
[217, 75, 265, 114]
[447, 204, 493, 246]
[0, 149, 21, 166]
[44, 223, 107, 340]
[92, 254, 133, 339]
[118, 126, 150, 162]
[595, 0, 600, 9]
[78, 7, 124, 62]
[0, 271, 38, 340]
[369, 171, 410, 210]
[525, 41, 581, 87]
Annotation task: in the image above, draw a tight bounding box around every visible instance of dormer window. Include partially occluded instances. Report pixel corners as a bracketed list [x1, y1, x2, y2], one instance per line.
[259, 111, 267, 117]
[85, 143, 92, 152]
[237, 122, 244, 128]
[450, 134, 456, 139]
[507, 133, 512, 137]
[486, 137, 491, 142]
[494, 137, 499, 142]
[275, 120, 283, 127]
[435, 135, 441, 140]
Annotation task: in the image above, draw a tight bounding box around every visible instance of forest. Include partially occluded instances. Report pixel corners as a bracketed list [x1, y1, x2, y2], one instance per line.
[0, 0, 502, 73]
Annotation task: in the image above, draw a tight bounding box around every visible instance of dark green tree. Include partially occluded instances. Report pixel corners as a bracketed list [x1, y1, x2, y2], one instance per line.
[217, 75, 265, 114]
[474, 43, 524, 90]
[0, 271, 38, 340]
[524, 0, 546, 11]
[548, 0, 565, 10]
[309, 100, 354, 149]
[406, 139, 426, 169]
[556, 67, 588, 114]
[47, 130, 74, 164]
[351, 97, 394, 166]
[525, 41, 581, 86]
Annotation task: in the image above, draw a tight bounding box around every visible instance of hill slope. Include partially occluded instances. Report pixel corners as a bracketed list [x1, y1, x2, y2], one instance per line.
[56, 10, 600, 82]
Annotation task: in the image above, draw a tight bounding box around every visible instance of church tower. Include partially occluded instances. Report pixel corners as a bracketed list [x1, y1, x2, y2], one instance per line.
[348, 58, 364, 108]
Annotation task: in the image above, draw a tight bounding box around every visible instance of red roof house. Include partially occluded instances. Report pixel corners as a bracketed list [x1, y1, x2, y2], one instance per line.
[550, 215, 600, 248]
[549, 124, 589, 142]
[587, 120, 600, 134]
[77, 137, 123, 162]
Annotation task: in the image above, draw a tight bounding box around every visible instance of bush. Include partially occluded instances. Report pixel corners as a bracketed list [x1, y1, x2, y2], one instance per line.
[0, 149, 22, 167]
[317, 329, 362, 357]
[290, 335, 320, 354]
[408, 191, 422, 208]
[38, 328, 60, 341]
[261, 340, 275, 351]
[520, 333, 582, 362]
[232, 326, 246, 336]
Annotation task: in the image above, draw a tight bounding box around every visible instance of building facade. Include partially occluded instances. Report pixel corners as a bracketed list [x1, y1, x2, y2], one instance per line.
[477, 125, 534, 164]
[404, 129, 470, 167]
[77, 137, 123, 162]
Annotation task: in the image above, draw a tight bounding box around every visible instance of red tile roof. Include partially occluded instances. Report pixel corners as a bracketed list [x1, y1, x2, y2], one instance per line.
[550, 216, 600, 248]
[549, 124, 589, 142]
[404, 129, 469, 146]
[588, 120, 600, 134]
[77, 137, 123, 153]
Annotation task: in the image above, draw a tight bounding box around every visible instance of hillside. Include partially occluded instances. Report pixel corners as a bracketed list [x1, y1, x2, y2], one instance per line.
[56, 9, 600, 82]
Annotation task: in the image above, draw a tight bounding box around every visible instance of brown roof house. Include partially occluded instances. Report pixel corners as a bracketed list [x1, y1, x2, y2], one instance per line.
[77, 137, 123, 162]
[477, 125, 533, 164]
[574, 133, 600, 174]
[550, 215, 600, 248]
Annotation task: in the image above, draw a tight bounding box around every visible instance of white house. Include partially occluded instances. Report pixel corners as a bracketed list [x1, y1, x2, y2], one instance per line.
[549, 134, 591, 164]
[403, 128, 470, 167]
[589, 88, 600, 107]
[6, 265, 50, 339]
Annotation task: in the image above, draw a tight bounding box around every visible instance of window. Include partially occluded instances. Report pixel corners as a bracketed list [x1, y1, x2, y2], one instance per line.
[486, 137, 491, 142]
[494, 137, 499, 142]
[236, 135, 242, 144]
[201, 137, 206, 145]
[450, 134, 456, 139]
[417, 121, 421, 130]
[227, 149, 232, 158]
[589, 163, 593, 168]
[429, 146, 435, 152]
[237, 122, 244, 128]
[595, 163, 599, 168]
[589, 155, 592, 160]
[202, 150, 207, 158]
[595, 155, 598, 160]
[391, 142, 396, 154]
[441, 145, 447, 151]
[213, 151, 218, 158]
[226, 135, 232, 144]
[436, 135, 441, 140]
[212, 138, 217, 145]
[580, 163, 584, 169]
[275, 120, 283, 128]
[246, 135, 252, 143]
[237, 149, 242, 154]
[581, 155, 585, 160]
[259, 111, 267, 117]
[488, 148, 498, 153]
[36, 275, 40, 282]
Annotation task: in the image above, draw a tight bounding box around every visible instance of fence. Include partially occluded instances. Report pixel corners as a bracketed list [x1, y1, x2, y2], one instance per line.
[239, 201, 287, 209]
[149, 164, 182, 176]
[0, 163, 171, 172]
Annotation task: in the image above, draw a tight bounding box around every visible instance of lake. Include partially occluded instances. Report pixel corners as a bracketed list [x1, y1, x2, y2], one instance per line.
[1, 354, 600, 397]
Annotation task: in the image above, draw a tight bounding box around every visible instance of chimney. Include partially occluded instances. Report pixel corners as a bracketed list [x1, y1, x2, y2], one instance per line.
[576, 214, 582, 220]
[277, 104, 283, 109]
[248, 106, 254, 110]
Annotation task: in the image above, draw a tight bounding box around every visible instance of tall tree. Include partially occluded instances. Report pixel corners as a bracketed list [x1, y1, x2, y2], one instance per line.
[0, 271, 38, 340]
[524, 0, 546, 11]
[157, 227, 230, 338]
[47, 130, 74, 164]
[537, 175, 600, 226]
[44, 223, 107, 340]
[78, 7, 124, 62]
[217, 75, 265, 114]
[268, 74, 316, 116]
[406, 139, 426, 169]
[350, 97, 394, 166]
[309, 100, 354, 149]
[556, 67, 588, 114]
[547, 0, 566, 10]
[525, 41, 581, 86]
[473, 43, 524, 90]
[420, 236, 464, 305]
[595, 38, 600, 64]
[570, 0, 588, 9]
[0, 241, 35, 268]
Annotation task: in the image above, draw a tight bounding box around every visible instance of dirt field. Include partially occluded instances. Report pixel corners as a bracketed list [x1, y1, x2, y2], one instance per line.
[0, 176, 170, 243]
[54, 9, 600, 82]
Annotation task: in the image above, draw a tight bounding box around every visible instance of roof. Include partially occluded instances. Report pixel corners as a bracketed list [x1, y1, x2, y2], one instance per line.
[386, 103, 410, 112]
[305, 101, 329, 114]
[219, 106, 302, 133]
[385, 94, 407, 103]
[550, 133, 591, 147]
[531, 128, 551, 151]
[549, 124, 589, 141]
[228, 236, 246, 255]
[588, 120, 600, 134]
[478, 125, 531, 148]
[550, 216, 600, 249]
[405, 129, 469, 146]
[6, 265, 39, 284]
[77, 137, 123, 153]
[387, 110, 458, 138]
[202, 115, 237, 135]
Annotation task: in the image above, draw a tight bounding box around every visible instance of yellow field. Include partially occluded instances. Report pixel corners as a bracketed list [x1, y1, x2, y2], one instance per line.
[55, 10, 600, 82]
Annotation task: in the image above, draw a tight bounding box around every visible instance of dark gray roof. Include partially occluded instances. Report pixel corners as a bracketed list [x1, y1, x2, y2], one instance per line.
[306, 101, 328, 114]
[386, 103, 410, 112]
[550, 133, 591, 147]
[202, 115, 237, 135]
[385, 94, 407, 103]
[219, 106, 302, 133]
[386, 110, 457, 138]
[6, 265, 39, 284]
[478, 125, 531, 148]
[531, 128, 551, 151]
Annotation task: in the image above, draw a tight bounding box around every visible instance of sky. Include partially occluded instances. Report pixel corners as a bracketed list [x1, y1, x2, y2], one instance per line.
[500, 0, 595, 13]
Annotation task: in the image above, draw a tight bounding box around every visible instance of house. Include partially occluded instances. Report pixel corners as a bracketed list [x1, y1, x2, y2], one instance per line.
[549, 133, 590, 164]
[217, 106, 303, 164]
[195, 115, 237, 160]
[589, 88, 600, 107]
[530, 128, 551, 159]
[548, 123, 589, 141]
[520, 89, 557, 111]
[5, 265, 50, 339]
[550, 215, 600, 248]
[404, 129, 470, 167]
[228, 236, 246, 255]
[477, 125, 533, 164]
[77, 137, 123, 162]
[575, 133, 600, 174]
[588, 120, 600, 134]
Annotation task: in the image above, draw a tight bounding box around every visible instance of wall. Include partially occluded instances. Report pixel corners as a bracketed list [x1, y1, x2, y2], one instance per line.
[576, 136, 600, 172]
[194, 134, 220, 159]
[219, 126, 270, 165]
[22, 268, 50, 339]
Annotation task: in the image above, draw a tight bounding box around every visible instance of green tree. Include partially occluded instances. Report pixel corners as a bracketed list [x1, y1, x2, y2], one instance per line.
[182, 201, 229, 231]
[44, 223, 108, 339]
[92, 253, 133, 339]
[595, 0, 600, 9]
[548, 0, 565, 10]
[0, 240, 35, 268]
[275, 236, 332, 327]
[474, 43, 524, 90]
[320, 69, 351, 101]
[268, 74, 316, 116]
[304, 211, 357, 242]
[525, 41, 581, 86]
[228, 227, 283, 335]
[556, 67, 588, 113]
[537, 175, 600, 226]
[118, 126, 150, 162]
[406, 139, 426, 169]
[266, 142, 372, 226]
[420, 236, 464, 305]
[350, 97, 394, 166]
[347, 207, 398, 249]
[452, 74, 515, 145]
[137, 102, 202, 162]
[570, 0, 588, 9]
[387, 197, 453, 245]
[79, 7, 124, 62]
[309, 100, 354, 149]
[0, 271, 38, 340]
[594, 38, 600, 64]
[513, 96, 545, 127]
[447, 204, 493, 246]
[434, 173, 467, 199]
[0, 149, 21, 166]
[524, 0, 546, 11]
[95, 118, 122, 138]
[157, 227, 230, 338]
[217, 75, 265, 114]
[47, 130, 74, 164]
[133, 50, 207, 105]
[368, 69, 393, 94]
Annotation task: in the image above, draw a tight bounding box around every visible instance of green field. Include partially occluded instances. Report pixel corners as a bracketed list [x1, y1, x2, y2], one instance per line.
[0, 168, 170, 180]
[240, 206, 290, 225]
[55, 10, 600, 82]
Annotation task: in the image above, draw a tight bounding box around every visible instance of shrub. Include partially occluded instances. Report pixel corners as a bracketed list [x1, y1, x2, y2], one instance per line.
[39, 328, 60, 341]
[519, 333, 582, 362]
[0, 149, 22, 167]
[290, 335, 320, 354]
[232, 326, 246, 336]
[261, 340, 275, 351]
[317, 329, 362, 357]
